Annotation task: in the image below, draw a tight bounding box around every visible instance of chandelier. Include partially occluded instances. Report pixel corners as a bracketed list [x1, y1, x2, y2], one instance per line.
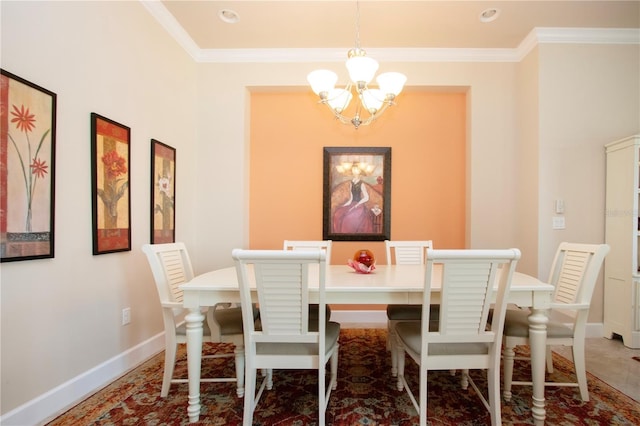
[307, 1, 407, 129]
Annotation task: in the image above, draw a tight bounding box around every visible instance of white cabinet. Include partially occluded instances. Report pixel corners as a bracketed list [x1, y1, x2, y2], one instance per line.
[604, 134, 640, 348]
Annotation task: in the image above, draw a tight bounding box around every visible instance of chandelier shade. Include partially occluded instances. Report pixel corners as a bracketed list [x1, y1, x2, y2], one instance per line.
[345, 54, 379, 85]
[307, 69, 338, 95]
[376, 72, 407, 97]
[306, 1, 406, 129]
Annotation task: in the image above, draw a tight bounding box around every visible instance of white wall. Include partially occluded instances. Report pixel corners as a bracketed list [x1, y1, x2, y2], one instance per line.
[536, 43, 640, 321]
[1, 1, 199, 422]
[1, 1, 638, 424]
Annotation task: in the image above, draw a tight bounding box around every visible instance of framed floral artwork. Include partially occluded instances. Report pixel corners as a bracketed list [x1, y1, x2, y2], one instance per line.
[1, 69, 57, 262]
[150, 139, 175, 244]
[323, 147, 391, 241]
[90, 113, 131, 255]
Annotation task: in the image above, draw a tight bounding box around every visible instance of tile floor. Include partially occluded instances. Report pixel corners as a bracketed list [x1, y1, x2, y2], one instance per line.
[552, 335, 640, 401]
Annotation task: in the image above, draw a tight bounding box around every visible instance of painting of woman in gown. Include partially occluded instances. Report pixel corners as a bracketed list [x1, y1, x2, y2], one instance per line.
[332, 175, 374, 233]
[323, 147, 390, 241]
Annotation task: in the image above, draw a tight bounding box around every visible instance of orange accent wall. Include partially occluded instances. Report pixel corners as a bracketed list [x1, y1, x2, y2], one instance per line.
[249, 90, 466, 309]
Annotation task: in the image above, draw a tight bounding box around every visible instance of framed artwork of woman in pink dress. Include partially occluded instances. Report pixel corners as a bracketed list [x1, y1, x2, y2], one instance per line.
[323, 147, 390, 241]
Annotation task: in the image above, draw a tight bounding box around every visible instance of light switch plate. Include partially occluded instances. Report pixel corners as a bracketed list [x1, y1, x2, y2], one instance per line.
[552, 216, 566, 229]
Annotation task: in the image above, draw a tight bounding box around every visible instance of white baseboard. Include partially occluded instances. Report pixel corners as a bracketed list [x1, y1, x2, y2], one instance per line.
[585, 322, 604, 338]
[331, 309, 387, 327]
[1, 333, 165, 426]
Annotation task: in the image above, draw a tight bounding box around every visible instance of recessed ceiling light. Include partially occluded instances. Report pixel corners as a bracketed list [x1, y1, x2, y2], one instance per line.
[479, 8, 500, 23]
[218, 9, 240, 24]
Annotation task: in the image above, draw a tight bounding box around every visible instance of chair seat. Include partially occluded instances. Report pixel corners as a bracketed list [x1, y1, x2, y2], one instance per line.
[397, 321, 490, 356]
[256, 321, 341, 355]
[309, 304, 332, 321]
[214, 306, 260, 335]
[387, 304, 439, 320]
[503, 309, 573, 338]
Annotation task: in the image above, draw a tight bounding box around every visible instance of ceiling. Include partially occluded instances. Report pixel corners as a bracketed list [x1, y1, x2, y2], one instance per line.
[153, 0, 640, 52]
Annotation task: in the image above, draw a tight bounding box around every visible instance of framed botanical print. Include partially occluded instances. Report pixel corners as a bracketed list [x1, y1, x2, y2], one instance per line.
[91, 113, 131, 255]
[1, 69, 57, 262]
[323, 146, 391, 241]
[150, 139, 175, 244]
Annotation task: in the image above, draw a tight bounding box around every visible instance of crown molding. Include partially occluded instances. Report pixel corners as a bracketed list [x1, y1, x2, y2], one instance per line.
[140, 0, 202, 61]
[142, 1, 640, 64]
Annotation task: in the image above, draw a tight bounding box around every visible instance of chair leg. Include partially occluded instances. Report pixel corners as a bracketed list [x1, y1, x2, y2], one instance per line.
[243, 362, 257, 426]
[460, 369, 469, 390]
[161, 342, 177, 397]
[388, 321, 399, 377]
[266, 369, 273, 390]
[572, 341, 589, 401]
[396, 344, 406, 391]
[234, 345, 245, 397]
[546, 345, 554, 373]
[330, 345, 339, 390]
[502, 342, 516, 402]
[419, 367, 428, 426]
[487, 366, 502, 426]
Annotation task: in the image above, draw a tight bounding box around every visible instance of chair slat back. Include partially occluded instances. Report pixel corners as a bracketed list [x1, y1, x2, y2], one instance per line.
[424, 249, 520, 345]
[159, 250, 188, 303]
[385, 240, 433, 265]
[284, 240, 332, 264]
[548, 242, 610, 319]
[255, 262, 310, 335]
[142, 242, 194, 305]
[439, 261, 497, 336]
[233, 249, 326, 345]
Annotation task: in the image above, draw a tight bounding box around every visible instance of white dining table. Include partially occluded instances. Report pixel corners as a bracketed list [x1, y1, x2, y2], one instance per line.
[180, 264, 554, 424]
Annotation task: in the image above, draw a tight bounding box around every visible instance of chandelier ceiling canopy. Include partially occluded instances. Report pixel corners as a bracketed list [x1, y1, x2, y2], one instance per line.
[307, 2, 407, 129]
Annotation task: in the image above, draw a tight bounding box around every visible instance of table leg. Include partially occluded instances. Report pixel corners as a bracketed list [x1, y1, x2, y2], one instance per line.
[528, 308, 548, 425]
[185, 308, 204, 423]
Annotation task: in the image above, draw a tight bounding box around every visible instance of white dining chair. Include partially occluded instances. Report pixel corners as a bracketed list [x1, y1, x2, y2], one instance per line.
[233, 249, 340, 426]
[395, 248, 521, 426]
[283, 240, 333, 323]
[384, 240, 433, 376]
[142, 242, 256, 398]
[502, 242, 610, 402]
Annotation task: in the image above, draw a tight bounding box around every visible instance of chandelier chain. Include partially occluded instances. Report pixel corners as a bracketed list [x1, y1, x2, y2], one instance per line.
[354, 1, 361, 50]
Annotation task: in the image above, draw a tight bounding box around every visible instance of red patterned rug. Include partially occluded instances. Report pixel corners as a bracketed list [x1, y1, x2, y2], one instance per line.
[47, 329, 640, 425]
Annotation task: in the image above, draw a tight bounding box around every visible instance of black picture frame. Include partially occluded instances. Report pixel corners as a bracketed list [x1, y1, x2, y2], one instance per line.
[90, 113, 131, 255]
[1, 69, 57, 262]
[323, 147, 391, 241]
[150, 139, 176, 244]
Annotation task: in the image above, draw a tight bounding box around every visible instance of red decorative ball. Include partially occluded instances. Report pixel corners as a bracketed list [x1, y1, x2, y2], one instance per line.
[354, 249, 375, 267]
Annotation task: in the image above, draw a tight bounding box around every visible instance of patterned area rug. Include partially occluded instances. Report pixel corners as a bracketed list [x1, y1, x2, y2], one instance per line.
[48, 329, 640, 425]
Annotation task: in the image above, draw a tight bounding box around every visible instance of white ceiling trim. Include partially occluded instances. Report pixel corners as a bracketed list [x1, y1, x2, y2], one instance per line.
[141, 1, 640, 64]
